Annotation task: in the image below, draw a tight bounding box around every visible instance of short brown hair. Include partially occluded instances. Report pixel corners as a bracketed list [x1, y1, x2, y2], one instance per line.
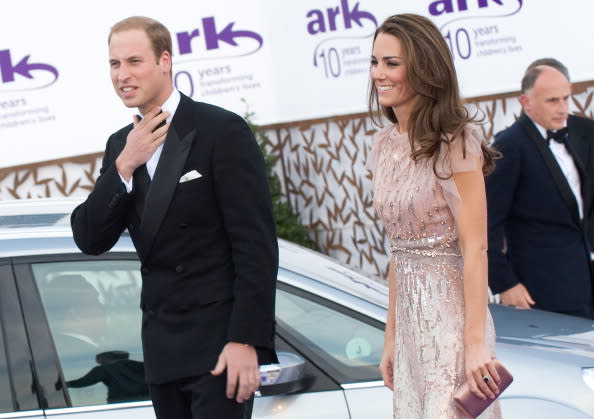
[109, 16, 172, 63]
[521, 58, 570, 93]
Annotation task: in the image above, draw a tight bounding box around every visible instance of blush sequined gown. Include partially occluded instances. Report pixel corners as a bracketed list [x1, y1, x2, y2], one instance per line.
[368, 124, 501, 419]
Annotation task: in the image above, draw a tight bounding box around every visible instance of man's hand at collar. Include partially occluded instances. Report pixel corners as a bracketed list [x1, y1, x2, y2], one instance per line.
[116, 107, 169, 181]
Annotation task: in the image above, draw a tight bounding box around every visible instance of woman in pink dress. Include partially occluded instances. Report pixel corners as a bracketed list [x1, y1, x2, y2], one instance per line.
[367, 14, 503, 418]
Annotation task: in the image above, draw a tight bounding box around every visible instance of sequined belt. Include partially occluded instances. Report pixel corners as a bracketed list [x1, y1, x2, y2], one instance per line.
[390, 238, 461, 258]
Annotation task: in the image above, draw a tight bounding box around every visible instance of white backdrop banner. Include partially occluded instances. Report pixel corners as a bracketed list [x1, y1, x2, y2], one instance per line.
[1, 0, 592, 167]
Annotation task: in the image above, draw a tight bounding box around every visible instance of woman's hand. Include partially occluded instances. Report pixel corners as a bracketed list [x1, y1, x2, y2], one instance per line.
[381, 259, 397, 391]
[465, 343, 500, 400]
[379, 343, 395, 390]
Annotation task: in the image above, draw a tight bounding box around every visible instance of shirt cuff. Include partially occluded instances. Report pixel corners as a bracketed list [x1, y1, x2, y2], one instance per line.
[118, 173, 134, 193]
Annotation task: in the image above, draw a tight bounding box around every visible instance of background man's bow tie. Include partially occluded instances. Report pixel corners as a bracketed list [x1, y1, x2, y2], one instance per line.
[546, 127, 568, 144]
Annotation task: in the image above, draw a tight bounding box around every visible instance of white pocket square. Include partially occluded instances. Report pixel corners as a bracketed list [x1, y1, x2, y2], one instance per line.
[179, 170, 202, 183]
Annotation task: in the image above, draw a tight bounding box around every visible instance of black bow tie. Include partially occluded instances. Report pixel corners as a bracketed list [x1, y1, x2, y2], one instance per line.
[546, 127, 568, 144]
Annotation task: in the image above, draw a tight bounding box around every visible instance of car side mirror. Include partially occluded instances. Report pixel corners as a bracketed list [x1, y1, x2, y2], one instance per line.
[257, 351, 312, 396]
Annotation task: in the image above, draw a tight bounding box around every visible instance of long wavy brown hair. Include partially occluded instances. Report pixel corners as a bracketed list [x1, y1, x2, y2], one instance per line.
[368, 14, 497, 176]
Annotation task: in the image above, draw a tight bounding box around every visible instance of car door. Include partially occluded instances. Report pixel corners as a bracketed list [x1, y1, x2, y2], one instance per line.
[0, 258, 44, 419]
[12, 253, 155, 419]
[270, 270, 392, 419]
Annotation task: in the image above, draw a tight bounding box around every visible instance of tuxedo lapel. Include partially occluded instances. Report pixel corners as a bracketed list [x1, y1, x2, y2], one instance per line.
[133, 165, 151, 217]
[520, 115, 582, 225]
[567, 116, 593, 218]
[139, 97, 196, 259]
[566, 117, 587, 178]
[130, 165, 152, 262]
[567, 115, 593, 169]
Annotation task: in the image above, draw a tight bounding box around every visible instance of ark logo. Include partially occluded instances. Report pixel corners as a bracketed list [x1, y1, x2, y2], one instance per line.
[308, 0, 377, 78]
[176, 16, 263, 58]
[0, 49, 59, 90]
[306, 0, 377, 35]
[429, 0, 523, 17]
[431, 0, 523, 30]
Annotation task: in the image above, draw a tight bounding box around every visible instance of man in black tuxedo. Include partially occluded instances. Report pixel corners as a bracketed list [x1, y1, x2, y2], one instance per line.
[71, 16, 278, 418]
[486, 58, 594, 319]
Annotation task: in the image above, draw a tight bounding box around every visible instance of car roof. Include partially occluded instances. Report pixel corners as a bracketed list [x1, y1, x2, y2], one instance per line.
[0, 198, 111, 257]
[277, 239, 388, 307]
[0, 197, 74, 231]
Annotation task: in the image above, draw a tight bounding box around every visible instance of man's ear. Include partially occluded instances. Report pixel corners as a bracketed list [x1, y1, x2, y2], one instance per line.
[159, 51, 172, 74]
[519, 94, 529, 111]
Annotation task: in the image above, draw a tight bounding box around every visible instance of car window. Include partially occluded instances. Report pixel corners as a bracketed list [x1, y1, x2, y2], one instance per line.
[0, 263, 15, 412]
[31, 260, 149, 408]
[276, 286, 383, 383]
[0, 285, 12, 413]
[0, 339, 10, 413]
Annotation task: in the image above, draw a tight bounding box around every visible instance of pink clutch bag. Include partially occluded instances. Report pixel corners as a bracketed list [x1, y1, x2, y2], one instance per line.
[454, 360, 513, 418]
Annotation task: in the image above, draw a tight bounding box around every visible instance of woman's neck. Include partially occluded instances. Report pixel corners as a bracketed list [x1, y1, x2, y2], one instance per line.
[393, 108, 410, 134]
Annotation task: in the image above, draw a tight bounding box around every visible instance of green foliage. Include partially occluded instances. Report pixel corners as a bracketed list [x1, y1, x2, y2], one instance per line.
[243, 104, 317, 250]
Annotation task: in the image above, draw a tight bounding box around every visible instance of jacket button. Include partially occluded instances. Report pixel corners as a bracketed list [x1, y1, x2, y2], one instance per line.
[108, 196, 119, 209]
[179, 223, 189, 229]
[175, 265, 184, 273]
[141, 267, 150, 275]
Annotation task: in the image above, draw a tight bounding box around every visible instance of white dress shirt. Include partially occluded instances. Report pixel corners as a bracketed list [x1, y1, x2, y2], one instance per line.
[120, 89, 181, 192]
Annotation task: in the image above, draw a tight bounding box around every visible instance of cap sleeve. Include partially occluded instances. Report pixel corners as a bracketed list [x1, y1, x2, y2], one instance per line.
[366, 124, 395, 175]
[435, 124, 485, 218]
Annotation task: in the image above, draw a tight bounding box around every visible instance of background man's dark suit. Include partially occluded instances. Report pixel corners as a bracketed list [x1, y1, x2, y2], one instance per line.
[486, 113, 594, 317]
[71, 93, 278, 384]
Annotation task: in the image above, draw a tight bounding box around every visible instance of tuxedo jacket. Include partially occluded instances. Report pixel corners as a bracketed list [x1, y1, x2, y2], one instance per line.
[486, 113, 594, 316]
[71, 94, 278, 383]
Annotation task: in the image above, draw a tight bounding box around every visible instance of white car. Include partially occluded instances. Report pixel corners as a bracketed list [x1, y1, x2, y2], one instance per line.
[0, 198, 593, 419]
